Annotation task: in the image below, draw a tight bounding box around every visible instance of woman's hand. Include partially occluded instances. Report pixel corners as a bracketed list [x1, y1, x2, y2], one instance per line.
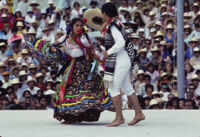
[103, 50, 109, 59]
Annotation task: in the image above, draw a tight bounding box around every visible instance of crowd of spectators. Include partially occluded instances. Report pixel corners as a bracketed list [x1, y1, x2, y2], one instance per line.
[0, 0, 200, 110]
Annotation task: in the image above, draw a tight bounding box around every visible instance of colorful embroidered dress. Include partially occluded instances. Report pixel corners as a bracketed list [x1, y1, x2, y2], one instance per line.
[25, 33, 114, 122]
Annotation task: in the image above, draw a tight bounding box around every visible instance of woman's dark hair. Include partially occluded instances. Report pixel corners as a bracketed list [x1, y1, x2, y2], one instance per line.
[147, 63, 156, 72]
[101, 2, 118, 17]
[184, 0, 190, 12]
[69, 18, 90, 42]
[73, 2, 80, 8]
[145, 84, 154, 92]
[70, 18, 83, 28]
[134, 15, 145, 27]
[68, 18, 84, 35]
[23, 90, 32, 97]
[11, 27, 18, 33]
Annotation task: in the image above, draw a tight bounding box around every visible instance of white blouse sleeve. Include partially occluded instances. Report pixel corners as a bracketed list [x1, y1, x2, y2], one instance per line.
[57, 34, 67, 43]
[107, 25, 125, 55]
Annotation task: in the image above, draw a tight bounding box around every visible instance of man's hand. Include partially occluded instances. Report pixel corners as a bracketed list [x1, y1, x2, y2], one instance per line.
[103, 50, 109, 59]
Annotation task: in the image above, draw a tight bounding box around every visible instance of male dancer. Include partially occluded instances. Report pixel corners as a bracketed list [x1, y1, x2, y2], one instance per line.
[101, 2, 145, 127]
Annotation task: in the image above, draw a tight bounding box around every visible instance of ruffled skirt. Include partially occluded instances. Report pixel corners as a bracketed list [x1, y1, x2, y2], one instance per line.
[54, 57, 114, 122]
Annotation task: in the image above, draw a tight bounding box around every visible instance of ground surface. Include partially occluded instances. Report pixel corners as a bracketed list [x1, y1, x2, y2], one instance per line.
[0, 110, 200, 137]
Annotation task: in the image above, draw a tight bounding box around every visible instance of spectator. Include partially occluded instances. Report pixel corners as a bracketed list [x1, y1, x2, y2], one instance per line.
[29, 1, 41, 18]
[24, 76, 40, 95]
[11, 78, 23, 100]
[70, 2, 82, 20]
[17, 0, 29, 17]
[46, 0, 56, 16]
[35, 73, 46, 91]
[18, 70, 28, 90]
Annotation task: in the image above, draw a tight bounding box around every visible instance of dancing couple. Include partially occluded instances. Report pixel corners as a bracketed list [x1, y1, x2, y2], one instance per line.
[26, 2, 145, 127]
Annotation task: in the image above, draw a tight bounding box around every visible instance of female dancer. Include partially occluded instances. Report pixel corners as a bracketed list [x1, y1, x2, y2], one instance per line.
[25, 18, 113, 123]
[54, 18, 114, 123]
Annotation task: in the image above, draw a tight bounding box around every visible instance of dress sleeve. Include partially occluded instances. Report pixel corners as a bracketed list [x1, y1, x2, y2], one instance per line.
[107, 25, 125, 55]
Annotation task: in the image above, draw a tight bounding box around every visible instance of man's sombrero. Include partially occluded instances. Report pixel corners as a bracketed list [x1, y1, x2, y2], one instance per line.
[83, 8, 106, 31]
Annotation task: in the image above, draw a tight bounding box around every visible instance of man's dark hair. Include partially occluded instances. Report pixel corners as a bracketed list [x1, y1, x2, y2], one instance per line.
[101, 2, 118, 17]
[90, 1, 98, 6]
[145, 84, 154, 91]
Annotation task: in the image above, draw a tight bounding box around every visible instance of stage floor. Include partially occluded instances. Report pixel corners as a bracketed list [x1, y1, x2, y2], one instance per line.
[0, 110, 199, 137]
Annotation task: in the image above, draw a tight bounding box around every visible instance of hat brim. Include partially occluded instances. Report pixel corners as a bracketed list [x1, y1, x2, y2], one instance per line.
[29, 3, 39, 6]
[83, 8, 106, 31]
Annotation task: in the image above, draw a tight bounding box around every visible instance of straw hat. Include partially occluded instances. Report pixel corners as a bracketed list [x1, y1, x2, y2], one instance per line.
[27, 10, 33, 14]
[19, 70, 27, 76]
[83, 8, 106, 31]
[2, 71, 10, 76]
[150, 28, 156, 33]
[8, 58, 15, 63]
[184, 12, 192, 18]
[27, 28, 36, 34]
[191, 74, 199, 80]
[193, 47, 200, 52]
[160, 72, 168, 78]
[152, 91, 164, 97]
[27, 76, 35, 83]
[136, 0, 143, 6]
[160, 41, 166, 45]
[21, 49, 29, 54]
[156, 98, 166, 103]
[16, 22, 24, 27]
[137, 70, 144, 75]
[0, 5, 9, 11]
[55, 28, 64, 35]
[149, 10, 156, 16]
[41, 9, 46, 14]
[149, 99, 159, 108]
[166, 24, 174, 30]
[11, 78, 21, 85]
[147, 0, 158, 7]
[36, 73, 43, 78]
[132, 9, 143, 17]
[184, 24, 190, 29]
[130, 33, 139, 39]
[48, 19, 55, 25]
[138, 48, 147, 54]
[155, 21, 162, 27]
[2, 83, 11, 89]
[155, 31, 164, 38]
[159, 4, 168, 12]
[0, 42, 6, 47]
[44, 89, 56, 95]
[161, 12, 168, 17]
[29, 64, 37, 69]
[192, 2, 199, 8]
[142, 7, 149, 14]
[119, 7, 129, 13]
[42, 26, 50, 32]
[55, 7, 62, 12]
[164, 18, 175, 26]
[160, 0, 169, 4]
[29, 1, 40, 6]
[189, 37, 198, 43]
[154, 38, 161, 42]
[0, 62, 6, 67]
[48, 0, 54, 4]
[21, 63, 28, 67]
[138, 28, 145, 32]
[151, 47, 159, 52]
